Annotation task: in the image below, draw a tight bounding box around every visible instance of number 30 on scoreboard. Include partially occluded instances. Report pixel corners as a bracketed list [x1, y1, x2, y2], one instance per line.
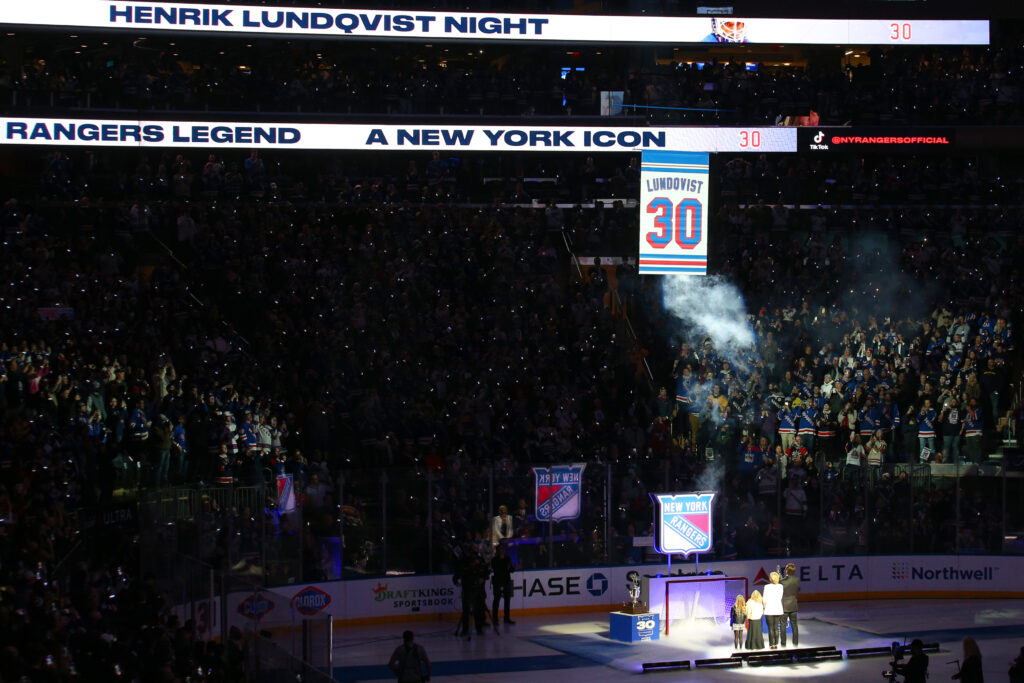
[638, 151, 709, 276]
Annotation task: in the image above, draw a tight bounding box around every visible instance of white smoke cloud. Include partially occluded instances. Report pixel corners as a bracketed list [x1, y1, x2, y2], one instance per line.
[695, 457, 725, 493]
[661, 274, 756, 361]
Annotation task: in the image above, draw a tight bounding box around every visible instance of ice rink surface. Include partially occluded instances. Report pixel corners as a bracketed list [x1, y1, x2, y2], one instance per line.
[332, 599, 1024, 681]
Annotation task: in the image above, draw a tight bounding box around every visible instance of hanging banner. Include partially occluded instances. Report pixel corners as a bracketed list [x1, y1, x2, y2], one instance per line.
[0, 4, 989, 45]
[650, 491, 716, 556]
[0, 118, 796, 152]
[639, 151, 710, 276]
[533, 464, 586, 522]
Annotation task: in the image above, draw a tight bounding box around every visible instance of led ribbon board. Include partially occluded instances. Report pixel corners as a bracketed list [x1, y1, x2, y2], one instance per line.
[533, 464, 586, 522]
[0, 119, 797, 152]
[651, 492, 716, 556]
[0, 4, 989, 44]
[639, 151, 709, 276]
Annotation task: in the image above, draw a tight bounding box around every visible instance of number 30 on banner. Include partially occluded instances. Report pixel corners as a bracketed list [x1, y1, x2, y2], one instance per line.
[645, 198, 702, 249]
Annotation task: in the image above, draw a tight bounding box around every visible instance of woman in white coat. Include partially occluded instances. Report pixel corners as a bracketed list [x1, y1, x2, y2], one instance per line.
[762, 571, 785, 649]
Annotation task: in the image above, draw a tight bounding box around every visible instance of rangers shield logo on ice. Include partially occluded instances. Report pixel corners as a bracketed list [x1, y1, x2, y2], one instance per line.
[533, 464, 586, 522]
[651, 492, 716, 556]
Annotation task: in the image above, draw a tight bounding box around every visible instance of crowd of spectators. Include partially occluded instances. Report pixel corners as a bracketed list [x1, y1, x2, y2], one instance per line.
[1, 136, 1022, 678]
[0, 138, 651, 674]
[2, 9, 1023, 681]
[639, 202, 1022, 557]
[5, 36, 1024, 125]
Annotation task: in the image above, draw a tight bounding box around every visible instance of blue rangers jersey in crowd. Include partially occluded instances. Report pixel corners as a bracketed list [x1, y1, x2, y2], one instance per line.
[859, 404, 883, 436]
[918, 407, 938, 437]
[778, 407, 799, 434]
[129, 408, 150, 440]
[674, 371, 693, 405]
[238, 418, 258, 453]
[880, 402, 901, 431]
[798, 406, 818, 435]
[964, 407, 983, 437]
[172, 423, 187, 453]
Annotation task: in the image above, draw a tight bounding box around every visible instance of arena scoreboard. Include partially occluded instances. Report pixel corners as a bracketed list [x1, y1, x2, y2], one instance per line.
[0, 3, 988, 45]
[0, 119, 797, 152]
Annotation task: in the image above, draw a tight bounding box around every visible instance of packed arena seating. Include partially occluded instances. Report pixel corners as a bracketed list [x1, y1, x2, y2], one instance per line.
[2, 8, 1024, 681]
[5, 38, 1024, 125]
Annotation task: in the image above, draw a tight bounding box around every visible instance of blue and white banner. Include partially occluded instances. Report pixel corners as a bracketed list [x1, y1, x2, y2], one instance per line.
[0, 3, 989, 45]
[651, 491, 716, 556]
[639, 151, 710, 276]
[0, 118, 796, 153]
[533, 464, 586, 522]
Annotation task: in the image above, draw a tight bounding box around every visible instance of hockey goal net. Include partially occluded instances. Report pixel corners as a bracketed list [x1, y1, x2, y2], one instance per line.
[664, 576, 748, 636]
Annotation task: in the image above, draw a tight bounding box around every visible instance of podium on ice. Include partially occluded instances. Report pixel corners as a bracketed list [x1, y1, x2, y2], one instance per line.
[609, 611, 660, 642]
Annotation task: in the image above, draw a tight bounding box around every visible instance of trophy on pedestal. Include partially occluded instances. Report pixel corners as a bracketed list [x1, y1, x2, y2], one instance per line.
[621, 570, 648, 614]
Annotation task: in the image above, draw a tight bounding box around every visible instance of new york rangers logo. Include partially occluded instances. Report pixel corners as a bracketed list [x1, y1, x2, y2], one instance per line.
[651, 492, 716, 556]
[533, 463, 586, 522]
[238, 592, 275, 621]
[292, 586, 331, 615]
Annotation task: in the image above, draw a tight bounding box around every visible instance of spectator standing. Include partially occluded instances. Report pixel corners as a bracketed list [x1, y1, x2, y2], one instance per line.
[963, 399, 983, 464]
[941, 398, 964, 463]
[172, 415, 188, 482]
[918, 399, 937, 460]
[128, 399, 151, 484]
[491, 544, 516, 630]
[151, 414, 173, 489]
[797, 403, 818, 455]
[778, 400, 798, 454]
[845, 433, 865, 484]
[865, 429, 887, 484]
[492, 505, 514, 547]
[952, 636, 983, 683]
[817, 404, 839, 464]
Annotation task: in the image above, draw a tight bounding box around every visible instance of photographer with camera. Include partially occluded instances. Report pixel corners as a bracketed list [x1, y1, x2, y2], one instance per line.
[887, 638, 928, 683]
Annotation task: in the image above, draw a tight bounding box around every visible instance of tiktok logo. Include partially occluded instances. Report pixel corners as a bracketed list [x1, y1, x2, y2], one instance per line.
[813, 131, 824, 143]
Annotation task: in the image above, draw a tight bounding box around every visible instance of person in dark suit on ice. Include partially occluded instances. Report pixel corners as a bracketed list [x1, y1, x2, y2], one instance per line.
[780, 562, 800, 647]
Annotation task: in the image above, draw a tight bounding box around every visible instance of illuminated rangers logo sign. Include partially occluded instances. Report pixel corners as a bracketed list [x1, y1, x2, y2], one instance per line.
[292, 586, 331, 615]
[650, 491, 716, 556]
[238, 592, 275, 621]
[533, 463, 586, 522]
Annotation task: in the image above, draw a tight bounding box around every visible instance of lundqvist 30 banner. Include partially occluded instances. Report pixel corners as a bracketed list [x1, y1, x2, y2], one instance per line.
[0, 118, 797, 152]
[650, 491, 716, 556]
[0, 3, 989, 44]
[533, 464, 586, 522]
[638, 151, 709, 275]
